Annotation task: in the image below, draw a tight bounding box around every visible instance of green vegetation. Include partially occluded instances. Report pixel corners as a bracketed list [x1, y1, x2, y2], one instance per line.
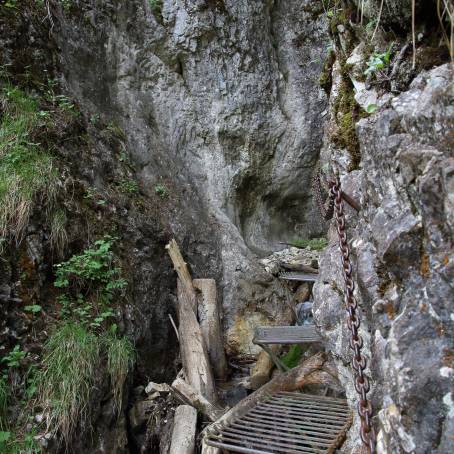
[364, 45, 393, 77]
[148, 0, 163, 16]
[154, 184, 168, 198]
[118, 179, 139, 194]
[1, 345, 27, 369]
[281, 345, 304, 369]
[0, 377, 8, 427]
[0, 84, 58, 242]
[103, 328, 135, 413]
[290, 237, 328, 251]
[36, 323, 99, 442]
[50, 209, 68, 254]
[24, 305, 42, 314]
[35, 323, 134, 443]
[54, 236, 127, 328]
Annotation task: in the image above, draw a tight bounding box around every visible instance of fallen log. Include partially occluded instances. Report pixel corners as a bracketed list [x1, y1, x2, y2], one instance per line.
[169, 405, 197, 454]
[177, 279, 218, 403]
[193, 278, 228, 380]
[171, 377, 224, 422]
[203, 353, 341, 433]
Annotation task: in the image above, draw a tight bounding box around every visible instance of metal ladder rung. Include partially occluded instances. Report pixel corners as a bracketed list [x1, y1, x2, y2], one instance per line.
[204, 392, 352, 454]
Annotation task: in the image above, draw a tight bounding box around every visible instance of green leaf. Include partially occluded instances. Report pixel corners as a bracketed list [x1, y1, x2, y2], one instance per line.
[366, 104, 377, 114]
[0, 431, 11, 443]
[24, 304, 42, 313]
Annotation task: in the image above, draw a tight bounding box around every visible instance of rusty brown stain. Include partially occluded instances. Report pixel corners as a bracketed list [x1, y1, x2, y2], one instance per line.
[420, 252, 430, 278]
[385, 302, 395, 320]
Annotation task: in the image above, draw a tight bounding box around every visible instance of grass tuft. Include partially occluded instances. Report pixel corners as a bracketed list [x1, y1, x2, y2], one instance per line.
[0, 84, 58, 243]
[0, 378, 8, 429]
[281, 345, 304, 369]
[36, 323, 99, 443]
[102, 333, 135, 413]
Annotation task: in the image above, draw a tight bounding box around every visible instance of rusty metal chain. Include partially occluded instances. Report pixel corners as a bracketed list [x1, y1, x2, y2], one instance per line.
[312, 171, 334, 221]
[314, 172, 376, 453]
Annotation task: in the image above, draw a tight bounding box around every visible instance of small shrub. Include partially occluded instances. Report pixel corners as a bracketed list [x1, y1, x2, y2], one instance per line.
[54, 236, 127, 329]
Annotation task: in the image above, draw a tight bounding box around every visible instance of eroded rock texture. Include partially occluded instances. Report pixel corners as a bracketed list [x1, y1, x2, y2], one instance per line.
[54, 0, 329, 356]
[314, 64, 454, 453]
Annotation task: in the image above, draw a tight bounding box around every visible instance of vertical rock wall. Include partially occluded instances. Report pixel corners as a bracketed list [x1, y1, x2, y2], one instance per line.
[54, 0, 330, 355]
[314, 63, 454, 453]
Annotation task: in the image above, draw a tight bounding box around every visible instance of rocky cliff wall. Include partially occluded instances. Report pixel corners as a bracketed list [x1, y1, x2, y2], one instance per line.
[313, 5, 454, 452]
[54, 0, 330, 356]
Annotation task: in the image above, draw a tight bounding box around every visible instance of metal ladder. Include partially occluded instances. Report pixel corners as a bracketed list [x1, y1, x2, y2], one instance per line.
[204, 391, 352, 453]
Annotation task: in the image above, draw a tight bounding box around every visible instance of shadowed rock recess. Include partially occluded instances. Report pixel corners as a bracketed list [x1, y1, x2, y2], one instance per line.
[0, 0, 453, 453]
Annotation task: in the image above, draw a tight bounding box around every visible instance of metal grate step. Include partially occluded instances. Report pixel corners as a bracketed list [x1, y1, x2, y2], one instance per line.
[279, 272, 318, 283]
[205, 392, 352, 454]
[253, 325, 322, 345]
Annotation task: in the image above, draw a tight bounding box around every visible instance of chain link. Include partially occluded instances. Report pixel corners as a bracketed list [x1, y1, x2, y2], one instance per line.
[314, 172, 376, 454]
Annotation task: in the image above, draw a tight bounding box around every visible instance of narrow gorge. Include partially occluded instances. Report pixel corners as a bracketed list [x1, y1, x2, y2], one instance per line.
[0, 1, 453, 453]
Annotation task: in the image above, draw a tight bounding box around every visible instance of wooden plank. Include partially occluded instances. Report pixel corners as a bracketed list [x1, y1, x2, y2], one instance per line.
[279, 272, 318, 282]
[253, 325, 322, 345]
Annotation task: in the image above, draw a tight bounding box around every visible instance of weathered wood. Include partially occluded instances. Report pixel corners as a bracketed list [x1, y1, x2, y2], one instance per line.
[253, 324, 322, 344]
[193, 278, 228, 380]
[177, 279, 218, 403]
[249, 347, 279, 390]
[171, 377, 224, 422]
[279, 271, 318, 282]
[169, 405, 197, 454]
[201, 439, 221, 454]
[202, 353, 340, 434]
[165, 239, 194, 292]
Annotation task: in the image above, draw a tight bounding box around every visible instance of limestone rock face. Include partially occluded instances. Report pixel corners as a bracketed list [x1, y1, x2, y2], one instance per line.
[55, 0, 329, 355]
[314, 64, 454, 453]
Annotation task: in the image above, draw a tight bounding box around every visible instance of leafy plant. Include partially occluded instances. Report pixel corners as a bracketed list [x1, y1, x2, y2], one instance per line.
[365, 103, 377, 113]
[364, 44, 393, 76]
[54, 236, 126, 328]
[154, 184, 168, 198]
[289, 237, 328, 251]
[24, 305, 42, 314]
[1, 346, 27, 369]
